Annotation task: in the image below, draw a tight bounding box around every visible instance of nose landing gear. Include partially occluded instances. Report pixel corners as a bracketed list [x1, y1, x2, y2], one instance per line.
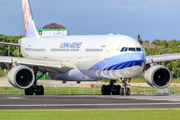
[101, 78, 131, 96]
[120, 78, 131, 96]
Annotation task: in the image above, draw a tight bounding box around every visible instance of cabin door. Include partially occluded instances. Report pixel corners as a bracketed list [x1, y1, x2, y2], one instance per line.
[105, 42, 115, 59]
[44, 42, 52, 59]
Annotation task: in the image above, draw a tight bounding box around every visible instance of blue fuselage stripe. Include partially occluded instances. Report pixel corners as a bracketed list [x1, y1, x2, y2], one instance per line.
[103, 60, 144, 71]
[89, 53, 146, 71]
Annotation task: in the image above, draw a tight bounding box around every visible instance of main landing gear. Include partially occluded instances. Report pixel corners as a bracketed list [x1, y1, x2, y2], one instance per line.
[101, 78, 131, 96]
[25, 67, 46, 95]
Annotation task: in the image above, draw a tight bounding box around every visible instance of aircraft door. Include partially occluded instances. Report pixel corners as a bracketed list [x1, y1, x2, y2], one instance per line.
[44, 42, 52, 59]
[78, 49, 82, 59]
[44, 49, 48, 59]
[105, 42, 115, 59]
[78, 42, 85, 59]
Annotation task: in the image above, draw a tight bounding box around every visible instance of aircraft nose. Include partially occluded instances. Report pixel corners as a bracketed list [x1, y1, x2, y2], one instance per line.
[130, 53, 145, 61]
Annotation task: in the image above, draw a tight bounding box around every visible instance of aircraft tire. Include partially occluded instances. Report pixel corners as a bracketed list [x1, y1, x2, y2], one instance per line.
[35, 85, 44, 95]
[116, 85, 121, 95]
[25, 86, 34, 95]
[125, 88, 130, 96]
[101, 85, 107, 95]
[120, 88, 124, 96]
[106, 85, 111, 95]
[112, 85, 117, 95]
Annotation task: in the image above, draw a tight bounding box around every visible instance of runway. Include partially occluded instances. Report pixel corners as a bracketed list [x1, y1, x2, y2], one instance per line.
[1, 95, 180, 109]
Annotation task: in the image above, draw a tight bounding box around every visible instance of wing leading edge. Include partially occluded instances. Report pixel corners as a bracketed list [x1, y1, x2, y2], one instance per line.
[146, 53, 180, 64]
[0, 42, 20, 47]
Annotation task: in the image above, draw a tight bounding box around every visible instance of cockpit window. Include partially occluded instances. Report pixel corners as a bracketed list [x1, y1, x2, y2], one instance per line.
[120, 47, 142, 52]
[124, 47, 127, 52]
[120, 47, 125, 52]
[129, 48, 136, 51]
[136, 48, 142, 51]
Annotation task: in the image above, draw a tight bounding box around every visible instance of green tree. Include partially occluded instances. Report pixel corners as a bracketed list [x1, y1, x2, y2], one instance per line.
[0, 35, 24, 69]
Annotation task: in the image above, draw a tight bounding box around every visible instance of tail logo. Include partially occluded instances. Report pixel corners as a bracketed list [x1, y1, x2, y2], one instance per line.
[23, 0, 31, 33]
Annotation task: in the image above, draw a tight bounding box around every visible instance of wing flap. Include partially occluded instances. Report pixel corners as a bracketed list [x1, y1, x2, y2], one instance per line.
[0, 56, 75, 73]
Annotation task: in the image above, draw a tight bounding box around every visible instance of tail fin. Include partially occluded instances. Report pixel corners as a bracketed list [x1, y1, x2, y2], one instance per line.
[22, 0, 39, 38]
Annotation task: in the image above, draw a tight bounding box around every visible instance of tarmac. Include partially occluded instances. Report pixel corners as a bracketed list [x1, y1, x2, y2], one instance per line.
[1, 95, 180, 109]
[1, 77, 180, 110]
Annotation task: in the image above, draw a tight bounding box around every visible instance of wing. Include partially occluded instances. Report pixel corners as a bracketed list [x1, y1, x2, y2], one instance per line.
[0, 42, 20, 47]
[0, 56, 75, 74]
[146, 53, 180, 64]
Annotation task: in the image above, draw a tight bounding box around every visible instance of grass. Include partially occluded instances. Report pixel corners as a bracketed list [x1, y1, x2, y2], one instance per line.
[170, 79, 180, 83]
[131, 77, 146, 83]
[0, 86, 180, 95]
[131, 77, 180, 83]
[0, 69, 7, 77]
[99, 78, 146, 83]
[0, 109, 180, 120]
[0, 87, 102, 95]
[100, 78, 180, 83]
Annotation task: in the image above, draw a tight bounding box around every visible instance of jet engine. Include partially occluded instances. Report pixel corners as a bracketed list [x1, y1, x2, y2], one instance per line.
[144, 65, 172, 89]
[8, 65, 35, 89]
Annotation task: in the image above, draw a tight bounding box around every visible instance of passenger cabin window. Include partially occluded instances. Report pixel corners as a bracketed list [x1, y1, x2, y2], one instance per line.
[129, 48, 136, 51]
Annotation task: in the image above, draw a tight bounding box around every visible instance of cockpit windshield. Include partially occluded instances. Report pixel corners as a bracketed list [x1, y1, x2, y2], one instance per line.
[136, 48, 142, 51]
[120, 47, 125, 52]
[124, 47, 128, 52]
[129, 48, 136, 51]
[120, 47, 142, 52]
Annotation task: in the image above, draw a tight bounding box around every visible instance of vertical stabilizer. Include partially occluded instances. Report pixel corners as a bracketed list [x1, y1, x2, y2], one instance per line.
[22, 0, 39, 38]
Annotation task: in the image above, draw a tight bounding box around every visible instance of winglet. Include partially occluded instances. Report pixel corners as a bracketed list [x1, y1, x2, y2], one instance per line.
[22, 0, 39, 38]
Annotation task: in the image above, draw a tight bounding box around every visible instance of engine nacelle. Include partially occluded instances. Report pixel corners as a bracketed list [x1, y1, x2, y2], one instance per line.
[144, 65, 172, 89]
[8, 65, 35, 89]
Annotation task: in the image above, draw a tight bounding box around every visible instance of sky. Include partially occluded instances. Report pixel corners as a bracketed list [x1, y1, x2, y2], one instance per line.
[0, 0, 180, 42]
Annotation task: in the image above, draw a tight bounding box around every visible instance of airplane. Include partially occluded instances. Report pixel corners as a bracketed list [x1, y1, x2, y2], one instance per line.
[0, 0, 180, 96]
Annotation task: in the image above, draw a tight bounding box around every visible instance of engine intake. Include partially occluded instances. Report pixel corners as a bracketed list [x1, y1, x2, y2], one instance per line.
[144, 65, 172, 89]
[8, 65, 35, 89]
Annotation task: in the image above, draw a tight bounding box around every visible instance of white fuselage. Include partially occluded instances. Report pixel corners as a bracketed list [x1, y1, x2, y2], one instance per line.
[19, 35, 146, 81]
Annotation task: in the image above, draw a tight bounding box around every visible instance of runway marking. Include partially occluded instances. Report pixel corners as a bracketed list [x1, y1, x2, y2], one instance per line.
[5, 97, 27, 99]
[0, 103, 180, 107]
[1, 95, 180, 101]
[95, 95, 180, 102]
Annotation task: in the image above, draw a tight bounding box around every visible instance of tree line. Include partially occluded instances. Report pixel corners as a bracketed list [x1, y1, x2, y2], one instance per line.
[0, 34, 24, 69]
[142, 39, 180, 78]
[0, 34, 180, 77]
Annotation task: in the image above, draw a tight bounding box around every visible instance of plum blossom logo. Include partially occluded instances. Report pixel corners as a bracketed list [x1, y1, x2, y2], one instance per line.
[23, 0, 31, 33]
